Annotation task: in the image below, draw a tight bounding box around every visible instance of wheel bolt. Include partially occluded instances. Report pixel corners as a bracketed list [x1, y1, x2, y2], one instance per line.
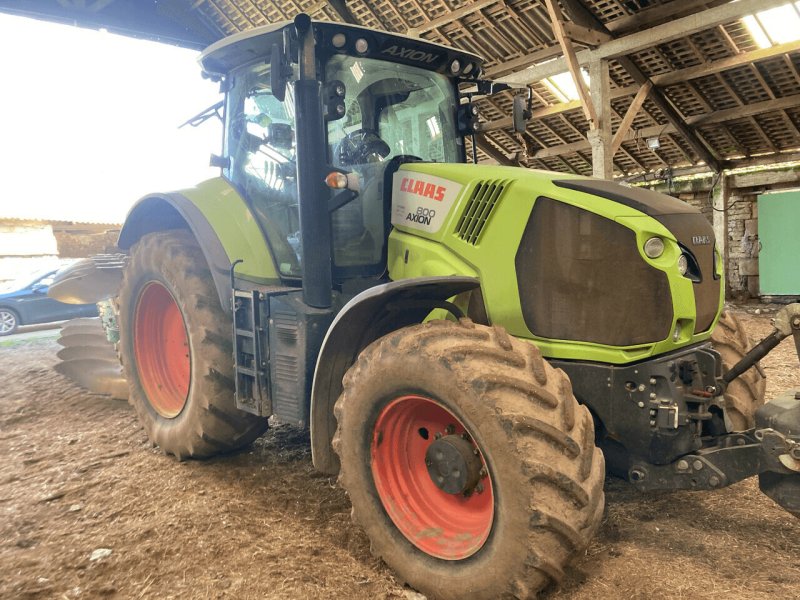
[479, 467, 488, 478]
[476, 482, 484, 494]
[434, 432, 442, 440]
[445, 424, 456, 435]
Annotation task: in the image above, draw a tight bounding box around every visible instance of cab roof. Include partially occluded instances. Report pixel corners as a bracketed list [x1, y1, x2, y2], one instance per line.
[200, 19, 484, 78]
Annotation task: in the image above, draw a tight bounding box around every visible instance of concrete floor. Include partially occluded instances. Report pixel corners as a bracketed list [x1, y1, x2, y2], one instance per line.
[0, 321, 64, 343]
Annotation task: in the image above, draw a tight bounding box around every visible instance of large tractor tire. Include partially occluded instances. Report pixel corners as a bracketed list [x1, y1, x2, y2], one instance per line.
[711, 310, 767, 431]
[333, 319, 605, 600]
[118, 229, 267, 459]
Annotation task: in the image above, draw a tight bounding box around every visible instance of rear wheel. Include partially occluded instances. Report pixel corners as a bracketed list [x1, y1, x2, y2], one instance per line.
[333, 320, 605, 599]
[118, 229, 267, 458]
[0, 308, 19, 336]
[712, 310, 766, 431]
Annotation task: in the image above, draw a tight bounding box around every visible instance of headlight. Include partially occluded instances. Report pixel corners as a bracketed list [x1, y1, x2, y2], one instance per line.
[673, 322, 682, 342]
[644, 237, 664, 258]
[677, 254, 689, 276]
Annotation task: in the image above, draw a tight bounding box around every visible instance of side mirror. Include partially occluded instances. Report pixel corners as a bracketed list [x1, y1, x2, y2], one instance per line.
[271, 44, 289, 102]
[512, 95, 531, 134]
[31, 283, 47, 293]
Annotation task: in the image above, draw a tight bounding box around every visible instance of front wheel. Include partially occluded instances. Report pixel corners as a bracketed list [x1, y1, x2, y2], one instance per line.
[333, 320, 605, 599]
[711, 311, 766, 430]
[118, 230, 267, 459]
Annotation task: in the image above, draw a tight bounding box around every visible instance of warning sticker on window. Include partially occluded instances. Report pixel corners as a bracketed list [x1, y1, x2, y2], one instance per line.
[391, 172, 463, 234]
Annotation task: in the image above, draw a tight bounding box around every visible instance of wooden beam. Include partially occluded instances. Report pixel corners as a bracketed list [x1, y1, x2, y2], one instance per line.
[651, 39, 800, 87]
[611, 81, 652, 155]
[605, 0, 730, 34]
[543, 0, 596, 126]
[562, 22, 612, 47]
[484, 46, 564, 78]
[475, 136, 517, 166]
[499, 0, 790, 85]
[476, 85, 638, 132]
[326, 0, 359, 24]
[559, 0, 608, 31]
[617, 54, 721, 172]
[531, 94, 800, 159]
[407, 0, 497, 36]
[685, 94, 800, 126]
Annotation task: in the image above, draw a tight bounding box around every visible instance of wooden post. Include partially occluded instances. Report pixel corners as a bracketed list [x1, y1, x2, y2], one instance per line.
[589, 59, 612, 179]
[712, 173, 729, 291]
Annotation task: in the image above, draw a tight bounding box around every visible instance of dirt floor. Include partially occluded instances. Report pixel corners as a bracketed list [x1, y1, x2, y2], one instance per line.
[1, 306, 799, 599]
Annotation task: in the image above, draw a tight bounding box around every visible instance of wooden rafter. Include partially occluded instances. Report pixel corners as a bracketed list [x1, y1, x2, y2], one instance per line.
[501, 0, 791, 85]
[605, 0, 731, 34]
[475, 136, 517, 166]
[542, 0, 596, 127]
[611, 81, 652, 156]
[477, 84, 638, 132]
[327, 0, 358, 24]
[527, 94, 800, 160]
[407, 0, 496, 36]
[651, 39, 800, 87]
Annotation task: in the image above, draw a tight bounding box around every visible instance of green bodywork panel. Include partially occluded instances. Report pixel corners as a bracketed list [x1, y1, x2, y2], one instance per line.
[758, 191, 800, 295]
[388, 163, 723, 365]
[178, 178, 280, 284]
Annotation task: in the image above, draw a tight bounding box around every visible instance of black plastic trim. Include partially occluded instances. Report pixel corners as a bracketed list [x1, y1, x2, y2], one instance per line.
[309, 276, 480, 474]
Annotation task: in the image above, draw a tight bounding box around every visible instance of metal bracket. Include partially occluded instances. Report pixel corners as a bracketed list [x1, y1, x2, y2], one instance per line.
[723, 303, 800, 386]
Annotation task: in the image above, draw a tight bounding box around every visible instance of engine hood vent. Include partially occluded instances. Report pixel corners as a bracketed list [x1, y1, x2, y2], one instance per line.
[455, 180, 509, 245]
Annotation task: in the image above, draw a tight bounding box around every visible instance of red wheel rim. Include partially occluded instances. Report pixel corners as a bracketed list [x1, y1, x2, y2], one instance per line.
[371, 395, 494, 560]
[134, 281, 190, 418]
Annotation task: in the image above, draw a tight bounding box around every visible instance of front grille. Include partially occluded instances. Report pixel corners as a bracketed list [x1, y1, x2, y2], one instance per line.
[455, 180, 509, 244]
[515, 197, 674, 346]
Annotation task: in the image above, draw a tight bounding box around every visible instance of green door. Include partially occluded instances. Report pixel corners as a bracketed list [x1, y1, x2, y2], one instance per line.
[758, 191, 800, 295]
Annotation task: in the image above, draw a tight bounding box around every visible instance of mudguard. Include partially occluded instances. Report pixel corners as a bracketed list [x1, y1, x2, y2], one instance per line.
[118, 178, 280, 313]
[309, 275, 480, 474]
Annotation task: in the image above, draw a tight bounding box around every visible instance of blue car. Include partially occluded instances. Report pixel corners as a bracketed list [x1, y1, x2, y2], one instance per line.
[0, 269, 98, 335]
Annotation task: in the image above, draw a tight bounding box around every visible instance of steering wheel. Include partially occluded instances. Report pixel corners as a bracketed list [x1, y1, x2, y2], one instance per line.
[338, 129, 391, 166]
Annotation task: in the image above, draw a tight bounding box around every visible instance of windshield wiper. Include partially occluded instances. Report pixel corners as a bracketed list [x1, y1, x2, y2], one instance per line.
[179, 100, 224, 129]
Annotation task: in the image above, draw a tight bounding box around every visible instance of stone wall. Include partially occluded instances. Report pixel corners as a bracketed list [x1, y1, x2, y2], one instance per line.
[675, 191, 760, 298]
[53, 228, 120, 258]
[644, 166, 800, 300]
[0, 218, 120, 283]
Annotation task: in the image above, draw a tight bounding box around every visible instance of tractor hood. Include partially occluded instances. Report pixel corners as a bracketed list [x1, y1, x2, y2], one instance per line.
[386, 163, 723, 365]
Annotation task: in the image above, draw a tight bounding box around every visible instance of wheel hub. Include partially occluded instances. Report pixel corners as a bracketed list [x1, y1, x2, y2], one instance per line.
[133, 281, 190, 418]
[425, 434, 482, 494]
[370, 395, 494, 560]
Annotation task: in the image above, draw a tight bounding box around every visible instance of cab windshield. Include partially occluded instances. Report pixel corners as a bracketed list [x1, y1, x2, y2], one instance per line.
[326, 55, 460, 271]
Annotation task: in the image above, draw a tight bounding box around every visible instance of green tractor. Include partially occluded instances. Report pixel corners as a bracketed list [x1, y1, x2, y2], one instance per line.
[51, 15, 800, 599]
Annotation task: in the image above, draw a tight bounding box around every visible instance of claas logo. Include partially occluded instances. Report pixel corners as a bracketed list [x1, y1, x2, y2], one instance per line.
[400, 177, 446, 201]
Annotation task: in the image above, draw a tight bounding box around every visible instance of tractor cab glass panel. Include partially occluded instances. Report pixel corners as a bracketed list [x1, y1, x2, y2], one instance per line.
[225, 61, 301, 278]
[326, 55, 459, 269]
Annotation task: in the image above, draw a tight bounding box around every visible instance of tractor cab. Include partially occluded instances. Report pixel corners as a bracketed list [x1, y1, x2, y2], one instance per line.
[201, 17, 482, 297]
